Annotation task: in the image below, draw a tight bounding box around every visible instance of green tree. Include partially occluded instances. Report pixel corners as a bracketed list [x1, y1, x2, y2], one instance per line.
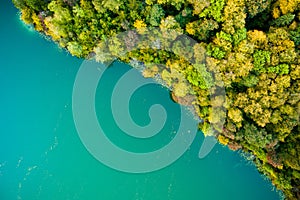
[147, 4, 165, 26]
[199, 0, 225, 22]
[272, 13, 295, 27]
[253, 50, 271, 73]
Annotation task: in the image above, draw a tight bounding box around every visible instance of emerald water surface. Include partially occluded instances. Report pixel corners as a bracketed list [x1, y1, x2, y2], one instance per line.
[0, 2, 281, 200]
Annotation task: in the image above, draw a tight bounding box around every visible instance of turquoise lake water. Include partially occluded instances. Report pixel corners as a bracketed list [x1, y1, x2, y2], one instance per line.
[0, 1, 281, 199]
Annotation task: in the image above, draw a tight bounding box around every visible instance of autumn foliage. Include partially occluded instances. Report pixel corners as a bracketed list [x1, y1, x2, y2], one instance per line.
[13, 0, 300, 199]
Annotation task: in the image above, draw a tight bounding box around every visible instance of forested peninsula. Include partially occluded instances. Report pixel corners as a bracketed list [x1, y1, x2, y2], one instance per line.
[13, 0, 300, 199]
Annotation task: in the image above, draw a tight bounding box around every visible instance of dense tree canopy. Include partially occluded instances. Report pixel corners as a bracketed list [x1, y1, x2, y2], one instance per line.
[13, 0, 300, 199]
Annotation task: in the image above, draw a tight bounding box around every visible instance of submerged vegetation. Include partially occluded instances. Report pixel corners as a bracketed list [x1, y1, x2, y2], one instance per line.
[13, 0, 300, 199]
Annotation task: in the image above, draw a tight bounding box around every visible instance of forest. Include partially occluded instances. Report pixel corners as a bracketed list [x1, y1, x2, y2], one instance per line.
[12, 0, 300, 199]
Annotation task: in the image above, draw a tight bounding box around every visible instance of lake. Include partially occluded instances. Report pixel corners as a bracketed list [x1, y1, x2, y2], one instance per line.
[0, 1, 281, 200]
